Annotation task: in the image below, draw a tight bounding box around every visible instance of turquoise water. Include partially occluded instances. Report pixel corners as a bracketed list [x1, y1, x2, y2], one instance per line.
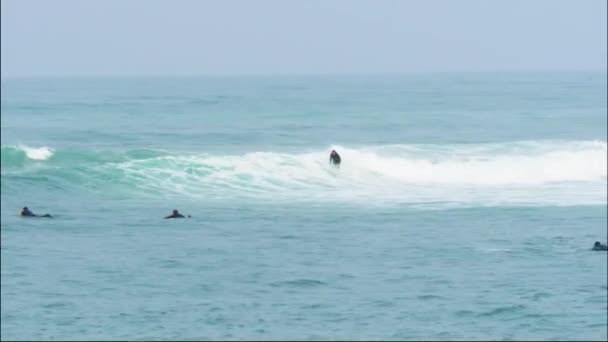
[1, 72, 607, 340]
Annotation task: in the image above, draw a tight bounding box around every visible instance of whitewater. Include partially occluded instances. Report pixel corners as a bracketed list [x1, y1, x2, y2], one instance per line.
[2, 140, 606, 208]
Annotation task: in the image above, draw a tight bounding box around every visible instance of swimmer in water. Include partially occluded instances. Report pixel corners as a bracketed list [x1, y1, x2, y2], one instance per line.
[329, 150, 341, 168]
[19, 207, 52, 218]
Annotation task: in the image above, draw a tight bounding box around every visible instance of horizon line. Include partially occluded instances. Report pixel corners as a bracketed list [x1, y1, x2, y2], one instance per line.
[1, 69, 607, 80]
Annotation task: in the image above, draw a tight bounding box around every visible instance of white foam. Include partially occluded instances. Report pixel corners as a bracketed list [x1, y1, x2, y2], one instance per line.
[19, 145, 55, 160]
[330, 142, 607, 185]
[113, 140, 608, 207]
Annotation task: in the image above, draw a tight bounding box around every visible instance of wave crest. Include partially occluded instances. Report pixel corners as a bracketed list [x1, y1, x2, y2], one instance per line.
[2, 141, 606, 207]
[1, 145, 54, 165]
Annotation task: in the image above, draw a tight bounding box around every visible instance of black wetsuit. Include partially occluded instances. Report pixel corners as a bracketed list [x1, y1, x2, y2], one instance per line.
[20, 208, 52, 218]
[329, 152, 341, 167]
[165, 212, 185, 219]
[592, 243, 608, 251]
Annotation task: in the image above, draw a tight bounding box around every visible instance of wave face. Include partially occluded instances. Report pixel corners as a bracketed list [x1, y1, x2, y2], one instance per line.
[2, 141, 606, 208]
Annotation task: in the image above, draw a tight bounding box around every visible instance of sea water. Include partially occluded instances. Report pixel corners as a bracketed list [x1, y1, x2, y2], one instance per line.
[1, 72, 607, 340]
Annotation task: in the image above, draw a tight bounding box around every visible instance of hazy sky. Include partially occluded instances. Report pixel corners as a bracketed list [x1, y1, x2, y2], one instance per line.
[1, 0, 606, 77]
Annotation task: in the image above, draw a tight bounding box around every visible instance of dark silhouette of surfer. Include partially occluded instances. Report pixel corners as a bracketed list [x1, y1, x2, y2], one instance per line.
[164, 209, 190, 219]
[329, 150, 341, 168]
[592, 241, 607, 251]
[19, 206, 52, 218]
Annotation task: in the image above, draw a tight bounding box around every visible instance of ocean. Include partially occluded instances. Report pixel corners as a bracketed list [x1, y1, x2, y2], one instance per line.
[1, 72, 607, 340]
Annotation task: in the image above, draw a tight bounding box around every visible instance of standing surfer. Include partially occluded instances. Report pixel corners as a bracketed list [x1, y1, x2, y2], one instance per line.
[329, 150, 341, 168]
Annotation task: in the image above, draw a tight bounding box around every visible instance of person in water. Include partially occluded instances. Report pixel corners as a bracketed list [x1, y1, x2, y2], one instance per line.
[329, 150, 341, 168]
[592, 241, 608, 251]
[19, 207, 52, 218]
[164, 209, 189, 219]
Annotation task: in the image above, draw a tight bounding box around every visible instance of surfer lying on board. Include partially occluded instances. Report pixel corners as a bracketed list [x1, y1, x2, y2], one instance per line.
[592, 241, 608, 251]
[329, 150, 341, 168]
[19, 206, 52, 218]
[164, 209, 190, 219]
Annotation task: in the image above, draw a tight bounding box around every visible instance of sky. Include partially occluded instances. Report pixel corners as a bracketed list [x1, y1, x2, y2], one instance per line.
[1, 0, 606, 77]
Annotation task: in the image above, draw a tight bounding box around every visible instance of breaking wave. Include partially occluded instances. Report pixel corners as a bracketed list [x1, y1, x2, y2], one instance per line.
[2, 140, 606, 208]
